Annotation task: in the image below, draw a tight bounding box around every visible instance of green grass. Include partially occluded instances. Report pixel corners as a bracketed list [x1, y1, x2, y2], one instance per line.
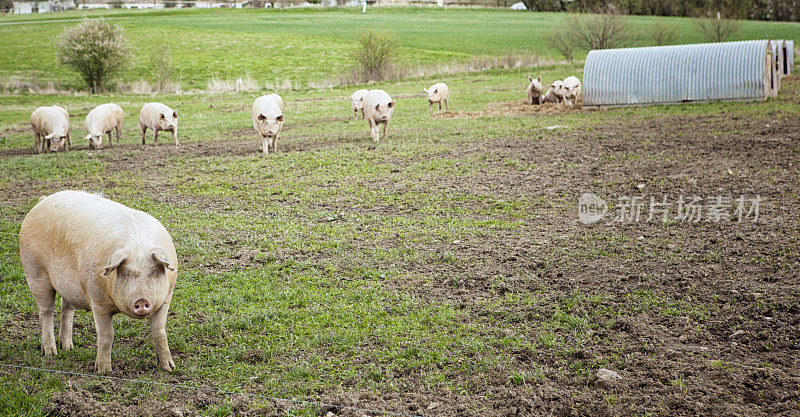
[0, 7, 798, 89]
[0, 64, 797, 413]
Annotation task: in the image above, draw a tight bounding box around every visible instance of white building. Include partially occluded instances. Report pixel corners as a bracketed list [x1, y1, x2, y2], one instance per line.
[13, 0, 76, 13]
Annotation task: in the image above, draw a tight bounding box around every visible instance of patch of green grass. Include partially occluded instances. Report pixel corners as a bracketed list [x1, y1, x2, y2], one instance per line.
[0, 8, 797, 89]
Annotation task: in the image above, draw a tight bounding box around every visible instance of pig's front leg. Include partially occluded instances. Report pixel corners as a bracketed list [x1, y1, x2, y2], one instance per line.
[91, 308, 115, 374]
[148, 303, 175, 371]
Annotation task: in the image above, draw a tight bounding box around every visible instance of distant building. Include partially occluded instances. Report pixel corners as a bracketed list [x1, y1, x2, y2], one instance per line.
[10, 0, 370, 12]
[13, 0, 76, 13]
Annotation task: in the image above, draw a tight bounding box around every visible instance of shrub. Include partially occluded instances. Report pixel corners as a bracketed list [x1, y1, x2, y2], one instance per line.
[695, 12, 741, 43]
[353, 29, 398, 82]
[149, 49, 173, 92]
[652, 23, 678, 46]
[547, 27, 574, 62]
[568, 4, 632, 51]
[56, 18, 131, 93]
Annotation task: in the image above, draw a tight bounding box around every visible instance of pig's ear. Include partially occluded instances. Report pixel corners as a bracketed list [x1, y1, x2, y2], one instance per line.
[102, 249, 128, 276]
[257, 114, 266, 121]
[84, 134, 92, 140]
[388, 101, 395, 108]
[159, 113, 165, 119]
[151, 247, 175, 271]
[45, 133, 54, 140]
[528, 75, 533, 83]
[433, 89, 438, 94]
[375, 103, 380, 110]
[276, 114, 284, 122]
[537, 75, 542, 82]
[423, 88, 428, 94]
[172, 110, 178, 118]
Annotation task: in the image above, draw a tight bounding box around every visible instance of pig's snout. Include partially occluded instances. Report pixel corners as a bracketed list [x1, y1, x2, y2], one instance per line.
[380, 116, 389, 122]
[133, 298, 152, 317]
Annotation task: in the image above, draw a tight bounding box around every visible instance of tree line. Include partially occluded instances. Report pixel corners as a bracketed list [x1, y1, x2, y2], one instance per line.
[521, 0, 800, 21]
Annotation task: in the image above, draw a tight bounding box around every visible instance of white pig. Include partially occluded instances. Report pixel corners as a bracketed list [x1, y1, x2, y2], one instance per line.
[139, 102, 178, 146]
[30, 106, 71, 154]
[527, 75, 543, 105]
[19, 190, 178, 374]
[562, 76, 582, 106]
[350, 89, 369, 119]
[363, 89, 394, 142]
[251, 94, 285, 155]
[542, 80, 564, 104]
[424, 82, 449, 111]
[84, 103, 124, 150]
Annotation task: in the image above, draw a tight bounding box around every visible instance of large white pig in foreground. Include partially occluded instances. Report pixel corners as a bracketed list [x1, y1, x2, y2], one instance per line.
[363, 89, 394, 142]
[251, 94, 284, 154]
[350, 89, 369, 119]
[85, 103, 124, 150]
[424, 82, 449, 111]
[139, 102, 178, 146]
[30, 106, 71, 153]
[19, 190, 178, 373]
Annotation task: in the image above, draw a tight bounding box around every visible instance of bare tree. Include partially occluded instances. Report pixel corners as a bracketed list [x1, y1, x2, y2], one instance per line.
[652, 23, 677, 46]
[695, 11, 741, 43]
[149, 49, 173, 92]
[568, 4, 632, 51]
[546, 27, 574, 62]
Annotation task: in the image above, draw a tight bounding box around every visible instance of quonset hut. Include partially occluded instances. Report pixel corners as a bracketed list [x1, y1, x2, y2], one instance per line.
[583, 40, 780, 107]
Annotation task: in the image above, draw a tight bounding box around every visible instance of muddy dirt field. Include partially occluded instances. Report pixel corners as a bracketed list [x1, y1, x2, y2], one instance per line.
[4, 84, 800, 417]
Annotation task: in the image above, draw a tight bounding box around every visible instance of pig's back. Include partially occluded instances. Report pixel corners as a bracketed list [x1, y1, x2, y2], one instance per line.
[253, 95, 282, 116]
[21, 191, 168, 257]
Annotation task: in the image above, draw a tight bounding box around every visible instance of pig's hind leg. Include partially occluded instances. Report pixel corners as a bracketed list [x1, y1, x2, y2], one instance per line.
[29, 276, 58, 356]
[21, 259, 58, 356]
[59, 297, 75, 351]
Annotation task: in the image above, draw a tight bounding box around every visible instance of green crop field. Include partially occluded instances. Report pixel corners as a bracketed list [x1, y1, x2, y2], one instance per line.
[1, 7, 800, 417]
[0, 7, 798, 89]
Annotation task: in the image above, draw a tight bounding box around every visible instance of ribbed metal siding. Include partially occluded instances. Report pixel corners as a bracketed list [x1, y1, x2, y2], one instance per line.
[584, 40, 771, 106]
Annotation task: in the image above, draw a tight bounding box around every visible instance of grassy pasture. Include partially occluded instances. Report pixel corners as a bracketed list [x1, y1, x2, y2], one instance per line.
[1, 7, 800, 417]
[0, 7, 798, 89]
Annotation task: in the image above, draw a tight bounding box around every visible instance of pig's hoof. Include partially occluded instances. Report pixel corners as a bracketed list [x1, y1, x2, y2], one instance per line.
[43, 345, 57, 357]
[95, 360, 111, 374]
[159, 357, 176, 372]
[60, 339, 74, 351]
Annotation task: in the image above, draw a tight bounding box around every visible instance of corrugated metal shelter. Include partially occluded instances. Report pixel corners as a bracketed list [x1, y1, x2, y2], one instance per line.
[583, 40, 777, 107]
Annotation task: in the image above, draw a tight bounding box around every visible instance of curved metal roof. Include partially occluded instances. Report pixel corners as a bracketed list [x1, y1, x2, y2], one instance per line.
[583, 40, 773, 106]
